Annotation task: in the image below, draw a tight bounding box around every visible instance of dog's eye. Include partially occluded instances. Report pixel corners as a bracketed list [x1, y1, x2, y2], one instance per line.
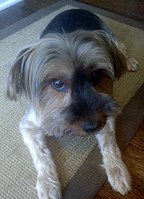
[51, 79, 65, 91]
[91, 69, 107, 85]
[91, 71, 101, 85]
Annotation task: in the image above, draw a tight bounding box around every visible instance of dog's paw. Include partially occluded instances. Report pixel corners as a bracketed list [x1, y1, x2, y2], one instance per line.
[107, 163, 131, 195]
[36, 175, 62, 199]
[127, 58, 139, 72]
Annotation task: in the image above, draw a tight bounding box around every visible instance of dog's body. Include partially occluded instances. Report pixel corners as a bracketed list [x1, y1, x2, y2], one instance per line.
[7, 9, 138, 199]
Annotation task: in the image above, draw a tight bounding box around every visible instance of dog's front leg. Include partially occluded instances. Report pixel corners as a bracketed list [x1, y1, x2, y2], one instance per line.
[95, 117, 131, 195]
[20, 115, 61, 199]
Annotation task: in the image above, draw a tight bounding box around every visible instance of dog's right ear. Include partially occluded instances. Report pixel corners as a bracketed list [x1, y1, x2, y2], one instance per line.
[93, 31, 127, 80]
[6, 46, 34, 101]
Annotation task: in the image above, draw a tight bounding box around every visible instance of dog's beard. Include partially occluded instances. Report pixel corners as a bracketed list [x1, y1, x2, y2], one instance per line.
[39, 110, 86, 137]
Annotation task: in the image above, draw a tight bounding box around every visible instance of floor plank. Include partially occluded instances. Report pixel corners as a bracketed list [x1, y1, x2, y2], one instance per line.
[77, 0, 144, 23]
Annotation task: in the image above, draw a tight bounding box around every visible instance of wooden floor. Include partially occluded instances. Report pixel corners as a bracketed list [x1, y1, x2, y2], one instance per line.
[0, 0, 144, 198]
[78, 0, 144, 23]
[0, 0, 58, 31]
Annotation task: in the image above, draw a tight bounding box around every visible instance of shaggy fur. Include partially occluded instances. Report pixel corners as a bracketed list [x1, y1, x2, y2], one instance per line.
[6, 9, 138, 199]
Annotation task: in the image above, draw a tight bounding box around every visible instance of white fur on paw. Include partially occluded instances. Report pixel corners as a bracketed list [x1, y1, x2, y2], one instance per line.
[36, 176, 61, 199]
[107, 163, 131, 195]
[127, 58, 139, 71]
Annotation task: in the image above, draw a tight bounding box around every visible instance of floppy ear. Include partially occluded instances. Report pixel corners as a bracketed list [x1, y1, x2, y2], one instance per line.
[108, 38, 127, 79]
[6, 46, 34, 101]
[95, 31, 127, 79]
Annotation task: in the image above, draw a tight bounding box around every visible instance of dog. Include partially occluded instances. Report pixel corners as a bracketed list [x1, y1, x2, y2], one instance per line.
[6, 9, 138, 199]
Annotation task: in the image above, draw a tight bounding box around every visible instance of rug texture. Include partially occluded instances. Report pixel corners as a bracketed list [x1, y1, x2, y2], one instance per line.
[0, 1, 144, 199]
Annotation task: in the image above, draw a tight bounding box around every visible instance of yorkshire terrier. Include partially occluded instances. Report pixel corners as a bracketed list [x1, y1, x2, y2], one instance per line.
[7, 9, 138, 199]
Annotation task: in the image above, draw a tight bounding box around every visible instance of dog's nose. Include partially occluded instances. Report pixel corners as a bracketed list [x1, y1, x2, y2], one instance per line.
[81, 121, 101, 133]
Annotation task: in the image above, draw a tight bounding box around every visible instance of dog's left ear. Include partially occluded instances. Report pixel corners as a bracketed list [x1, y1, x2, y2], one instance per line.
[94, 31, 127, 79]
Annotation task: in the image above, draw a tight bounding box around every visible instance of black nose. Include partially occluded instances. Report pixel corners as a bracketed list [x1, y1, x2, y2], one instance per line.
[81, 121, 101, 133]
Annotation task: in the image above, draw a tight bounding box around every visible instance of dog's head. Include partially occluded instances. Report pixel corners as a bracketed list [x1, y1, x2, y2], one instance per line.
[6, 30, 127, 136]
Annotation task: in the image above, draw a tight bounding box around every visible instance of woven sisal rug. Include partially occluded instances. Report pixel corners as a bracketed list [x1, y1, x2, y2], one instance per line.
[0, 1, 144, 199]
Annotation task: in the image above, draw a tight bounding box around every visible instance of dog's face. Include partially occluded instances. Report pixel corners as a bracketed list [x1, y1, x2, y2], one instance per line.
[7, 30, 127, 136]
